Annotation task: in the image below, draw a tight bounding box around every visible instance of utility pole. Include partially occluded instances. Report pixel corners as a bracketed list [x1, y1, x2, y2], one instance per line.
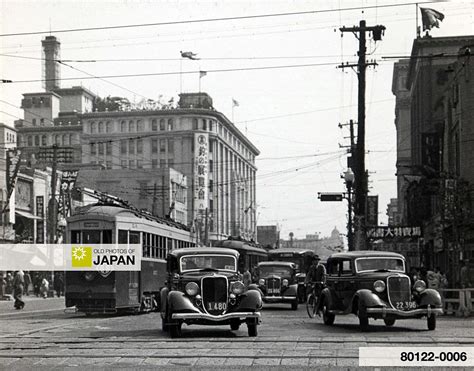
[48, 144, 58, 243]
[339, 20, 385, 250]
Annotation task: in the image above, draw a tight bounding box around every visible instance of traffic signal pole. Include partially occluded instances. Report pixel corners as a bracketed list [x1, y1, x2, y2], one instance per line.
[339, 20, 385, 250]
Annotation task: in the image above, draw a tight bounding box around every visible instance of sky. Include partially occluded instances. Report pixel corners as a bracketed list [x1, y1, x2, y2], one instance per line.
[1, 0, 473, 242]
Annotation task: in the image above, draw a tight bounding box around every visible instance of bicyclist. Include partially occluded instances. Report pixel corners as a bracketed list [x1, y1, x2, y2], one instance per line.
[305, 256, 326, 299]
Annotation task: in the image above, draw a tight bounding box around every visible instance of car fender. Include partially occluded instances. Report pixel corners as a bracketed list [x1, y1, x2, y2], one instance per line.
[419, 289, 442, 307]
[318, 287, 334, 310]
[238, 289, 263, 311]
[168, 290, 200, 314]
[355, 289, 386, 309]
[282, 284, 298, 297]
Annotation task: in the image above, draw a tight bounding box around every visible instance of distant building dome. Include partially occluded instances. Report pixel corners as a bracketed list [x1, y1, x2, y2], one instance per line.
[331, 226, 340, 239]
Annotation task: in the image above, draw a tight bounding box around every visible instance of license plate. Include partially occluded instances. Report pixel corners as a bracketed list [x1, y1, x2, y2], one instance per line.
[395, 301, 417, 310]
[207, 302, 227, 311]
[267, 288, 280, 294]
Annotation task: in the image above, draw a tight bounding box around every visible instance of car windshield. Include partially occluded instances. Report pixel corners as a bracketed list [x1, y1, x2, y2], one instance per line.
[259, 265, 293, 277]
[180, 254, 237, 272]
[355, 257, 405, 273]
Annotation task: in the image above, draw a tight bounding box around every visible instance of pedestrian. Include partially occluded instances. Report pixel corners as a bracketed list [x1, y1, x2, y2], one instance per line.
[5, 272, 13, 295]
[33, 273, 41, 297]
[460, 260, 471, 289]
[426, 269, 439, 290]
[40, 277, 49, 298]
[13, 270, 25, 310]
[54, 273, 64, 297]
[24, 271, 32, 296]
[0, 272, 6, 300]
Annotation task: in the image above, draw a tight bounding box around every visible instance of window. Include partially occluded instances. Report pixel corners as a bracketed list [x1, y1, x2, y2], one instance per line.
[91, 122, 97, 133]
[121, 160, 127, 168]
[168, 118, 174, 130]
[137, 139, 143, 154]
[129, 160, 135, 168]
[160, 159, 166, 168]
[168, 159, 174, 167]
[129, 121, 135, 132]
[32, 118, 37, 126]
[120, 140, 127, 154]
[137, 160, 143, 168]
[152, 119, 158, 131]
[151, 139, 158, 153]
[63, 134, 69, 145]
[137, 120, 144, 131]
[90, 143, 96, 155]
[203, 119, 207, 131]
[151, 159, 158, 168]
[98, 122, 104, 133]
[106, 142, 112, 155]
[209, 179, 213, 193]
[168, 138, 174, 152]
[209, 159, 213, 172]
[219, 124, 222, 135]
[160, 139, 166, 152]
[40, 118, 44, 125]
[160, 119, 165, 131]
[27, 136, 33, 146]
[209, 120, 214, 132]
[121, 121, 126, 132]
[129, 139, 135, 154]
[41, 135, 47, 146]
[106, 121, 112, 133]
[98, 143, 104, 155]
[193, 118, 198, 130]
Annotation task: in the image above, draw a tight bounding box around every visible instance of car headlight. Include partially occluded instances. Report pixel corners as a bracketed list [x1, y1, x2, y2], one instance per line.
[282, 279, 289, 286]
[231, 281, 245, 295]
[185, 282, 199, 296]
[84, 272, 95, 282]
[373, 280, 386, 293]
[413, 280, 426, 292]
[258, 278, 265, 286]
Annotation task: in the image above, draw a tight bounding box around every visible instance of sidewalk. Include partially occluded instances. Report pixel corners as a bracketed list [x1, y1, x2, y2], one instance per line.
[0, 296, 64, 314]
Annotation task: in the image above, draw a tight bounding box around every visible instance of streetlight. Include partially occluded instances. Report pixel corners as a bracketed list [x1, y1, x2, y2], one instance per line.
[344, 168, 355, 251]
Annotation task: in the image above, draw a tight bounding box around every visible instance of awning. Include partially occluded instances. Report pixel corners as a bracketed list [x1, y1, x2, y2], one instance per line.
[15, 210, 42, 220]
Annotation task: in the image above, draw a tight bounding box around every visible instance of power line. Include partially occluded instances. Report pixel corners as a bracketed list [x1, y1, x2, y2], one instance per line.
[0, 2, 433, 38]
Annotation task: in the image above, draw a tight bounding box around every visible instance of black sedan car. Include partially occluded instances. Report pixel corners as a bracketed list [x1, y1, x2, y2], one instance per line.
[318, 251, 443, 331]
[253, 261, 299, 310]
[160, 247, 262, 337]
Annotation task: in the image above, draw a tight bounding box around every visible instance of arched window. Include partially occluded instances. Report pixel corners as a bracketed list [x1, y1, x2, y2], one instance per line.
[121, 120, 126, 132]
[152, 119, 158, 131]
[137, 120, 143, 131]
[34, 135, 40, 146]
[63, 134, 69, 145]
[129, 120, 135, 132]
[91, 122, 97, 133]
[98, 122, 104, 133]
[106, 121, 112, 133]
[27, 136, 33, 146]
[55, 134, 61, 144]
[168, 118, 174, 131]
[160, 119, 165, 130]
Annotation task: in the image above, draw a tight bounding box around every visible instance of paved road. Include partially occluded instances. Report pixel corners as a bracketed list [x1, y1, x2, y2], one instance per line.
[0, 300, 473, 369]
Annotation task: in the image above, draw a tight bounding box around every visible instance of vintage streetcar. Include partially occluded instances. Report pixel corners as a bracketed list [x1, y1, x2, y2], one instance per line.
[253, 261, 299, 310]
[268, 248, 316, 303]
[318, 251, 443, 331]
[65, 198, 194, 315]
[160, 247, 263, 338]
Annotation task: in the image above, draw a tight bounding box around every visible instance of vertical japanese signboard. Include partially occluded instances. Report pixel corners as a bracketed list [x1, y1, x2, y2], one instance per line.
[194, 133, 209, 217]
[36, 196, 44, 244]
[366, 195, 378, 226]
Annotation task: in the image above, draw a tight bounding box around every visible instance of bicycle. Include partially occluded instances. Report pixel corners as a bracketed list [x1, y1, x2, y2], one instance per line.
[306, 282, 323, 318]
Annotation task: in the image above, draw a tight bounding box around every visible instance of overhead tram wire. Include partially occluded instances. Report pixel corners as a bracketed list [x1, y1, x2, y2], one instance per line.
[0, 2, 439, 38]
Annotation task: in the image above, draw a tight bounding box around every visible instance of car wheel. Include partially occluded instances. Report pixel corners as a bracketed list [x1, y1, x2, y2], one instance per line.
[169, 322, 182, 338]
[427, 314, 436, 331]
[384, 318, 396, 327]
[322, 297, 335, 325]
[291, 300, 298, 310]
[247, 322, 258, 337]
[357, 304, 369, 332]
[306, 294, 317, 318]
[230, 320, 240, 331]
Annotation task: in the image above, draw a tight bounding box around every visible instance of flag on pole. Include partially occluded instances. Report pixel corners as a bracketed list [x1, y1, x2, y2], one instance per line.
[420, 7, 445, 31]
[232, 98, 239, 107]
[199, 71, 207, 78]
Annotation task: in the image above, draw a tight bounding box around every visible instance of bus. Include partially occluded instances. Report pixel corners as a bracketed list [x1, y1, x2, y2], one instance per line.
[65, 199, 194, 315]
[214, 237, 268, 275]
[268, 248, 317, 303]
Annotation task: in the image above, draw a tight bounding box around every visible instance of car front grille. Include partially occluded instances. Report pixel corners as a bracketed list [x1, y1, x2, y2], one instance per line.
[387, 275, 411, 308]
[266, 276, 281, 296]
[202, 275, 228, 315]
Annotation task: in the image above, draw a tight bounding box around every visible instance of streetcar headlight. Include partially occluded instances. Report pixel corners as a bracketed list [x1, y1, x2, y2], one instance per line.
[84, 272, 96, 282]
[373, 280, 386, 293]
[282, 279, 289, 287]
[185, 282, 199, 296]
[413, 280, 426, 292]
[231, 281, 245, 295]
[258, 278, 265, 286]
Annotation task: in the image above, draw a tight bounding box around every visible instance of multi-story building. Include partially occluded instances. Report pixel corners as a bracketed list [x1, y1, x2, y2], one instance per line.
[257, 225, 280, 249]
[80, 92, 259, 242]
[280, 227, 344, 259]
[392, 35, 474, 282]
